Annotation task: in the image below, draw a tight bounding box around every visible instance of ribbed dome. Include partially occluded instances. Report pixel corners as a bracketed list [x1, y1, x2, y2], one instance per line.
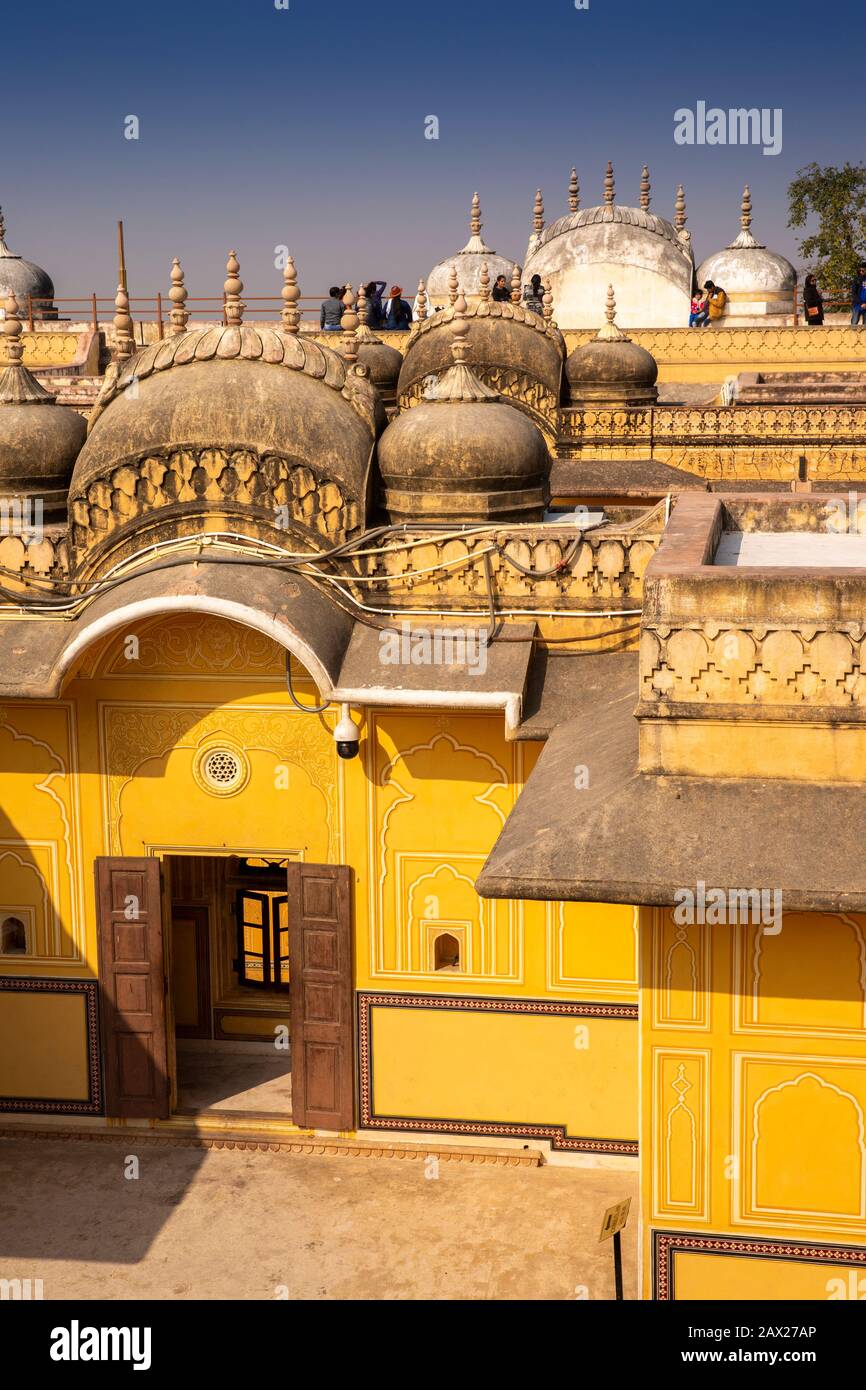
[696, 189, 796, 324]
[399, 297, 564, 430]
[565, 286, 658, 406]
[426, 193, 518, 308]
[522, 167, 694, 328]
[71, 320, 385, 568]
[0, 207, 56, 319]
[379, 299, 550, 522]
[0, 293, 84, 517]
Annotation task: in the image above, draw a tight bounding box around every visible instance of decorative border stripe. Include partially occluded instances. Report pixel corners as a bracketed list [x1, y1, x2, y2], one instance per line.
[653, 1229, 866, 1301]
[357, 990, 639, 1155]
[0, 976, 101, 1115]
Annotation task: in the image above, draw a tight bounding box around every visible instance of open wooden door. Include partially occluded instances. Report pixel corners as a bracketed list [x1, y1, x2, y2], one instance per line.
[287, 863, 354, 1130]
[95, 857, 170, 1119]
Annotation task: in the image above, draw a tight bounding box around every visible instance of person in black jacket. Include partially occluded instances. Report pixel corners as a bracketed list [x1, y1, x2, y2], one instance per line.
[803, 274, 824, 326]
[852, 264, 866, 326]
[492, 274, 511, 303]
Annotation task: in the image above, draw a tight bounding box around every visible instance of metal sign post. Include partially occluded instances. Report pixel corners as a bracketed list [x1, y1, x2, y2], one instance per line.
[599, 1197, 631, 1300]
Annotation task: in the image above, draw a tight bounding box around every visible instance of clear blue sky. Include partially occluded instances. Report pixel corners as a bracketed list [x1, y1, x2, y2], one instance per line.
[2, 0, 861, 300]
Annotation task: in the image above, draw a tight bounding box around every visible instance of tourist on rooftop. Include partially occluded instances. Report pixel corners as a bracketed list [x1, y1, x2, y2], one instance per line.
[851, 265, 866, 327]
[382, 285, 413, 330]
[364, 281, 386, 327]
[523, 273, 544, 315]
[803, 274, 824, 326]
[492, 274, 511, 303]
[320, 286, 344, 330]
[689, 287, 709, 327]
[703, 280, 727, 324]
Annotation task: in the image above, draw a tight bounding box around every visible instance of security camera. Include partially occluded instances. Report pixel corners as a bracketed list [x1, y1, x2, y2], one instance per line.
[333, 704, 361, 760]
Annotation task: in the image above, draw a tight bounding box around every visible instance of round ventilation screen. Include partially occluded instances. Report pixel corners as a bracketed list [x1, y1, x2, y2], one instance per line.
[195, 745, 249, 796]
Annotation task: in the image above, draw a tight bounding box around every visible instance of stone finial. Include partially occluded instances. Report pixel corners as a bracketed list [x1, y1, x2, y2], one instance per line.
[448, 264, 459, 306]
[429, 283, 499, 403]
[596, 283, 628, 343]
[168, 257, 189, 336]
[470, 191, 482, 238]
[480, 261, 491, 302]
[741, 184, 752, 232]
[674, 184, 687, 231]
[511, 262, 522, 304]
[416, 278, 428, 322]
[640, 165, 651, 210]
[533, 188, 545, 235]
[728, 184, 763, 250]
[604, 161, 615, 205]
[341, 283, 358, 363]
[281, 253, 301, 334]
[569, 168, 580, 214]
[224, 251, 244, 326]
[2, 289, 24, 365]
[113, 282, 135, 363]
[542, 279, 555, 326]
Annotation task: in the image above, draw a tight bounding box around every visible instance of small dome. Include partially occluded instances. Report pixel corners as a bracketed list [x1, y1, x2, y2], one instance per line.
[696, 187, 796, 323]
[0, 206, 56, 319]
[337, 290, 404, 405]
[426, 193, 518, 308]
[0, 292, 84, 517]
[565, 286, 658, 406]
[379, 298, 550, 523]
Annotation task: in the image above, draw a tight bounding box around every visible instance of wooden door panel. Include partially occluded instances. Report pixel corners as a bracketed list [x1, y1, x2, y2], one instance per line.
[171, 905, 211, 1039]
[287, 863, 354, 1130]
[96, 857, 169, 1119]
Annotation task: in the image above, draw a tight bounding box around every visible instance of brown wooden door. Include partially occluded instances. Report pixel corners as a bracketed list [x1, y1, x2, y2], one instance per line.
[287, 863, 354, 1130]
[96, 857, 170, 1119]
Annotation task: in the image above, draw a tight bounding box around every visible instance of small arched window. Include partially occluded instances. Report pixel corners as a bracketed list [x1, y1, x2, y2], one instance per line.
[434, 932, 460, 971]
[1, 916, 27, 955]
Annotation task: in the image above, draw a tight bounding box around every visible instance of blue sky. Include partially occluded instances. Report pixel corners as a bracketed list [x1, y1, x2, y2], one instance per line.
[2, 0, 862, 303]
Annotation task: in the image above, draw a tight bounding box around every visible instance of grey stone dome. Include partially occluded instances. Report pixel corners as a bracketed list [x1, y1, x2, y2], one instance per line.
[0, 208, 56, 319]
[565, 290, 658, 406]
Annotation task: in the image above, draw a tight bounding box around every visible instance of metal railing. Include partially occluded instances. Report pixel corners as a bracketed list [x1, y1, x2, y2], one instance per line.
[13, 293, 340, 333]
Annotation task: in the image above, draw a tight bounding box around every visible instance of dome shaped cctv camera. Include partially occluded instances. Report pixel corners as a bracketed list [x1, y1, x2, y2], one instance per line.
[333, 704, 361, 760]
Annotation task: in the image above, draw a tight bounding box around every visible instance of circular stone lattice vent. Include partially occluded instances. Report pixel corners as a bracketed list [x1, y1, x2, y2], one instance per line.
[195, 745, 249, 797]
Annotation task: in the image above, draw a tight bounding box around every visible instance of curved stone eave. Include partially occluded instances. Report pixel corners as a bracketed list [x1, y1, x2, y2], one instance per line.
[0, 561, 354, 700]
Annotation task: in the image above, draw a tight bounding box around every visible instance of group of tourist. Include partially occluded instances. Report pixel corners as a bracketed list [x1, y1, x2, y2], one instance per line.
[320, 282, 415, 331]
[688, 280, 727, 327]
[800, 265, 866, 326]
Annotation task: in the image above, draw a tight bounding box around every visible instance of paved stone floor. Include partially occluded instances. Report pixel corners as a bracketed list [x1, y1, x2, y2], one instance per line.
[0, 1136, 637, 1300]
[175, 1047, 293, 1115]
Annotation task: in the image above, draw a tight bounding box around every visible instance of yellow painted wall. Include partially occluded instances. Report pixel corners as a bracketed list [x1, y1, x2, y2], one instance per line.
[642, 907, 866, 1299]
[0, 612, 636, 1144]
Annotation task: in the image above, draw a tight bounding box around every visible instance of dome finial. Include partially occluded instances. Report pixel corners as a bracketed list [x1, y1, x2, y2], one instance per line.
[224, 251, 244, 326]
[281, 254, 301, 335]
[741, 184, 752, 232]
[604, 161, 615, 205]
[640, 165, 651, 210]
[448, 264, 459, 307]
[341, 282, 358, 363]
[113, 282, 135, 363]
[426, 283, 499, 403]
[2, 289, 23, 365]
[533, 188, 545, 235]
[470, 191, 482, 238]
[168, 257, 189, 337]
[416, 278, 428, 322]
[596, 283, 628, 342]
[480, 261, 491, 303]
[543, 279, 555, 327]
[569, 168, 580, 214]
[674, 184, 687, 231]
[511, 261, 522, 304]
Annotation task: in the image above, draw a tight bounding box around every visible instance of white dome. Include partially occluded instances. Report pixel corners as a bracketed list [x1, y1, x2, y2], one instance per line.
[425, 194, 517, 308]
[696, 189, 796, 324]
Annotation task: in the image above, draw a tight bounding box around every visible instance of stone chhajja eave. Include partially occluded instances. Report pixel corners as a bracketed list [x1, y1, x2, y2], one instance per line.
[475, 686, 866, 912]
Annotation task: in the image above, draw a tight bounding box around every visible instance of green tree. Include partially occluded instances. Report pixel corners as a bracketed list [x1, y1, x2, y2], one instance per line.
[788, 162, 866, 300]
